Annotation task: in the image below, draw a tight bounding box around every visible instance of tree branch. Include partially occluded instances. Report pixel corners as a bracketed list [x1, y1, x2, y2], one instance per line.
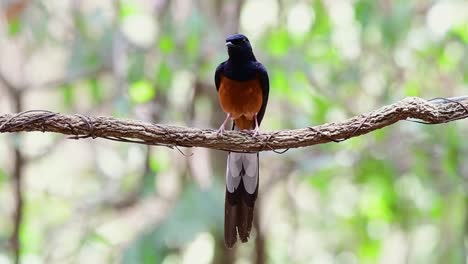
[0, 96, 468, 152]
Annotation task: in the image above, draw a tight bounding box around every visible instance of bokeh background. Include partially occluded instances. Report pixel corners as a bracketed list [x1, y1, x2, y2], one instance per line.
[1, 0, 468, 263]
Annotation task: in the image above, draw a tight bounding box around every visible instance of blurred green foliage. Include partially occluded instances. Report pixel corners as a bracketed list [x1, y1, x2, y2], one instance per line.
[1, 0, 468, 263]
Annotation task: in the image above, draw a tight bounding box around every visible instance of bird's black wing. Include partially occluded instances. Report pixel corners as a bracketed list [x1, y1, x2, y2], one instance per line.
[214, 62, 226, 91]
[255, 62, 269, 125]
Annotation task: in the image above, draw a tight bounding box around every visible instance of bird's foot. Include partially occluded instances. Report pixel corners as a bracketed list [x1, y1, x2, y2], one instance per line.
[251, 127, 260, 137]
[216, 113, 231, 137]
[245, 128, 261, 137]
[216, 126, 226, 136]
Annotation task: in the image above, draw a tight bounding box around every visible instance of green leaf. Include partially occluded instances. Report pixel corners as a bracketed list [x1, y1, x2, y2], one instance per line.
[141, 172, 156, 196]
[127, 53, 145, 83]
[129, 80, 156, 103]
[0, 168, 6, 186]
[310, 0, 331, 36]
[437, 51, 454, 71]
[149, 151, 169, 173]
[451, 23, 468, 43]
[123, 236, 163, 264]
[404, 79, 421, 96]
[119, 1, 141, 19]
[271, 70, 290, 94]
[185, 33, 199, 59]
[8, 19, 22, 36]
[358, 240, 381, 263]
[442, 126, 460, 178]
[87, 231, 112, 246]
[308, 168, 334, 193]
[311, 95, 333, 123]
[380, 2, 412, 47]
[266, 30, 290, 57]
[158, 35, 175, 54]
[355, 0, 375, 27]
[430, 197, 443, 219]
[154, 183, 223, 245]
[123, 183, 223, 263]
[155, 62, 172, 90]
[88, 78, 103, 105]
[20, 211, 42, 254]
[62, 85, 74, 107]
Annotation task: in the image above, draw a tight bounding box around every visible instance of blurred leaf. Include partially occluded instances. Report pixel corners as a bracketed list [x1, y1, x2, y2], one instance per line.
[380, 2, 412, 47]
[311, 95, 333, 123]
[411, 148, 430, 179]
[356, 158, 397, 221]
[360, 181, 394, 221]
[437, 51, 456, 72]
[158, 35, 175, 54]
[119, 1, 141, 19]
[155, 183, 223, 245]
[149, 151, 169, 173]
[270, 69, 290, 94]
[310, 0, 331, 36]
[442, 126, 460, 178]
[185, 33, 200, 59]
[68, 37, 100, 75]
[451, 23, 468, 43]
[266, 30, 290, 57]
[155, 62, 173, 90]
[403, 79, 421, 96]
[20, 212, 42, 254]
[372, 129, 387, 142]
[183, 11, 204, 61]
[87, 231, 112, 246]
[123, 183, 223, 263]
[141, 172, 156, 196]
[8, 19, 22, 36]
[72, 10, 89, 37]
[358, 240, 380, 263]
[129, 80, 156, 103]
[123, 236, 163, 264]
[128, 53, 146, 83]
[88, 78, 103, 105]
[355, 0, 375, 27]
[0, 168, 7, 185]
[62, 85, 75, 107]
[308, 167, 334, 194]
[430, 197, 443, 219]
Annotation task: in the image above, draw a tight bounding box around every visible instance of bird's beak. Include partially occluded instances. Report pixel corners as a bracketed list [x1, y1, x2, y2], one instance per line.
[225, 42, 235, 48]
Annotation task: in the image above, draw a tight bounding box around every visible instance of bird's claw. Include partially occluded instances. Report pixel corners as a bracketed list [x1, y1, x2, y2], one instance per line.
[245, 128, 261, 137]
[251, 129, 259, 137]
[216, 127, 225, 136]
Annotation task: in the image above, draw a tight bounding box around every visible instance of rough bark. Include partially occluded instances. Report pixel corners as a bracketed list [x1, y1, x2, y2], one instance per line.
[1, 97, 468, 152]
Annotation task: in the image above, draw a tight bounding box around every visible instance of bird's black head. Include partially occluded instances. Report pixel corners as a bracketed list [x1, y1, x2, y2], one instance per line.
[225, 34, 256, 63]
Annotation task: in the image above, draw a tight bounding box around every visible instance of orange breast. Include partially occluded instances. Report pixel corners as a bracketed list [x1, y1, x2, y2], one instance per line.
[218, 75, 263, 130]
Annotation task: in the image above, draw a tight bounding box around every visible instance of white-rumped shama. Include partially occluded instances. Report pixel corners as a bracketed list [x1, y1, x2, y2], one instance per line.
[214, 34, 269, 248]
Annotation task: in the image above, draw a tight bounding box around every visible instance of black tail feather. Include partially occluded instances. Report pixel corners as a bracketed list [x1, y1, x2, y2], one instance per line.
[224, 177, 258, 248]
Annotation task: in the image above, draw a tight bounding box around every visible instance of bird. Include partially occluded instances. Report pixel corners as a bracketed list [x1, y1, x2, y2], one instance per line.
[214, 33, 269, 248]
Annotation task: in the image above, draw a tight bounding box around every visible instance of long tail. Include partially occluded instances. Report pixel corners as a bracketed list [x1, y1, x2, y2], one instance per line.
[224, 152, 259, 248]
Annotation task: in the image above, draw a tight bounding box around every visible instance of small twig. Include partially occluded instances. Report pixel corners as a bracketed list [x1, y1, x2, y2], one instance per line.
[174, 146, 194, 157]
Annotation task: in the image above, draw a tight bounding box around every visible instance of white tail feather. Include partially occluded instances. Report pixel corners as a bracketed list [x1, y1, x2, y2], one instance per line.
[226, 152, 258, 194]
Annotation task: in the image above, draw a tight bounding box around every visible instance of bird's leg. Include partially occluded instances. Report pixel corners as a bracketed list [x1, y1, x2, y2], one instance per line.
[252, 113, 260, 136]
[217, 113, 231, 135]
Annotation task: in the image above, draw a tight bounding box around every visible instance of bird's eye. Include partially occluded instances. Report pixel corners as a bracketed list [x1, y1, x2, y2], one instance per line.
[243, 38, 247, 42]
